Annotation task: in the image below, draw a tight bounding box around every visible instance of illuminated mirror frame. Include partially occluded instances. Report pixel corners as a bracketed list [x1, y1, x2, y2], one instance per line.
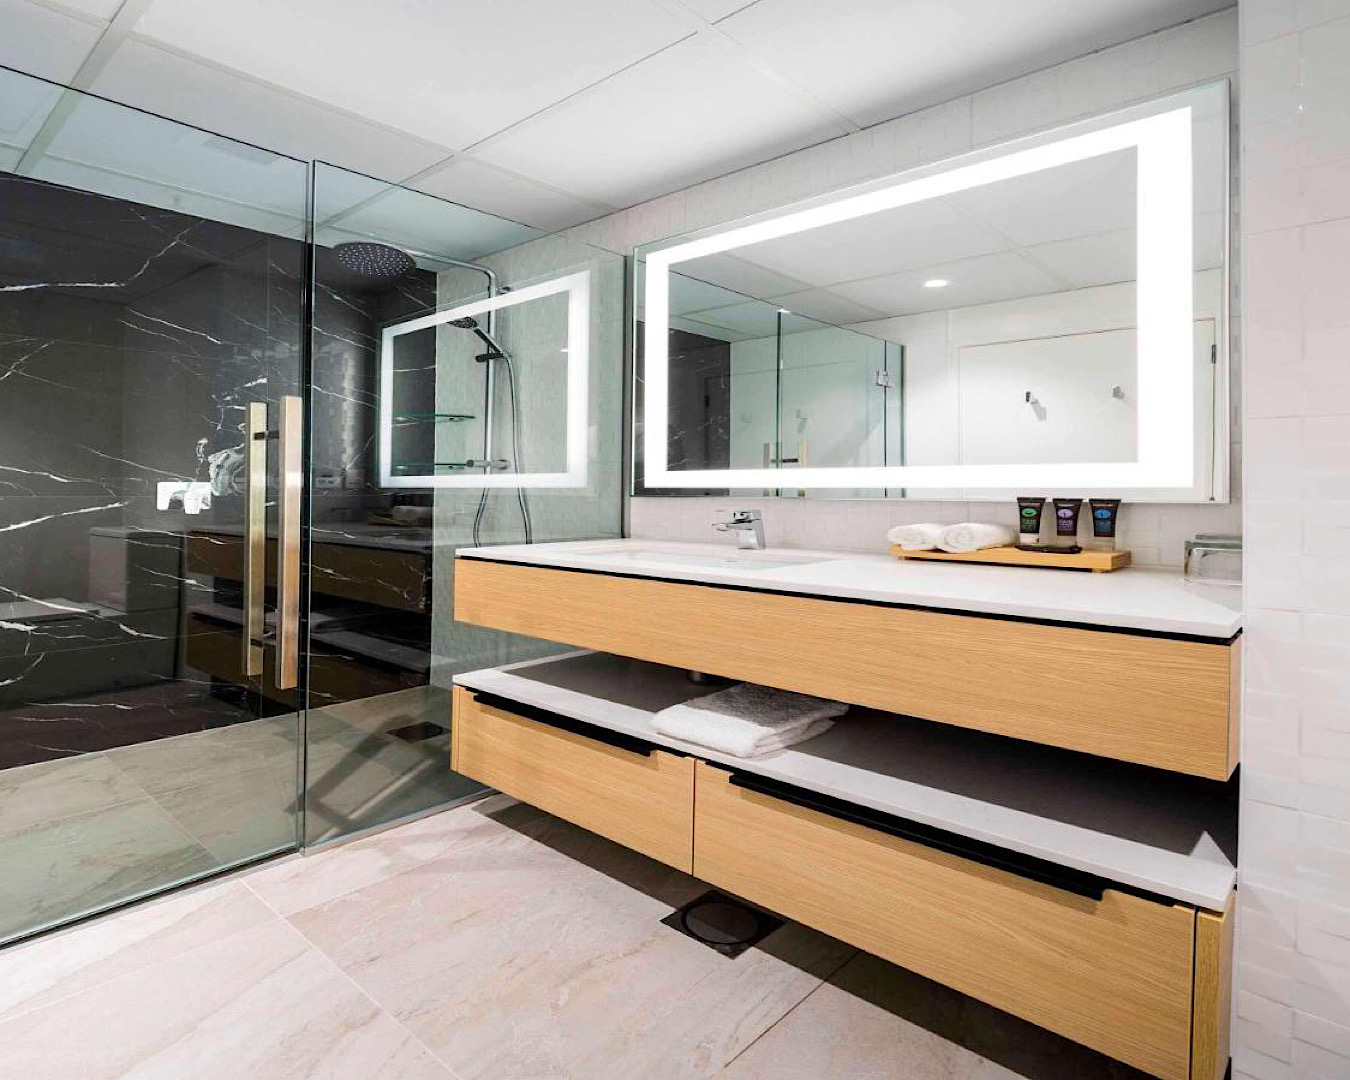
[642, 105, 1199, 491]
[379, 270, 590, 488]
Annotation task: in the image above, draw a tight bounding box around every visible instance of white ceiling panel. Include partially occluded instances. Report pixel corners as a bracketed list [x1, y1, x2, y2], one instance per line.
[831, 250, 1060, 317]
[475, 34, 846, 206]
[411, 157, 611, 232]
[132, 0, 691, 151]
[91, 40, 450, 181]
[1023, 230, 1136, 291]
[952, 148, 1136, 249]
[674, 251, 812, 298]
[678, 0, 760, 21]
[769, 288, 889, 326]
[703, 198, 1007, 289]
[0, 0, 101, 84]
[56, 0, 121, 18]
[716, 0, 1233, 128]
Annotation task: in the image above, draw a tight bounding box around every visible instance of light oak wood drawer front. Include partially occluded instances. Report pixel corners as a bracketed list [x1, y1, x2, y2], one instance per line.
[692, 763, 1197, 1080]
[454, 559, 1238, 778]
[451, 687, 695, 872]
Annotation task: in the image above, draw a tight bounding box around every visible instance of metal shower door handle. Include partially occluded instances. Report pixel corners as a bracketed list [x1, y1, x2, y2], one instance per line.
[276, 395, 302, 690]
[243, 402, 267, 677]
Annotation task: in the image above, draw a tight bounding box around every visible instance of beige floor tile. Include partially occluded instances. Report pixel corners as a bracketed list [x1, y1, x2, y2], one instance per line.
[0, 880, 275, 1021]
[245, 794, 533, 916]
[719, 951, 1153, 1080]
[0, 919, 456, 1080]
[290, 808, 852, 1080]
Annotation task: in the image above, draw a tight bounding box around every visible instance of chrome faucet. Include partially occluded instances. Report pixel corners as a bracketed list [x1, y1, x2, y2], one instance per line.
[713, 509, 765, 550]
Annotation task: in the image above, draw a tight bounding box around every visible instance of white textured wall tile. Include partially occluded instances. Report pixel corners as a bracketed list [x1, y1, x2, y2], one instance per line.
[1239, 11, 1350, 1065]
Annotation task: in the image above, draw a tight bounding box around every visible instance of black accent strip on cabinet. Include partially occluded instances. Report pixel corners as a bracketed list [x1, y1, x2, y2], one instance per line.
[467, 690, 676, 758]
[726, 770, 1173, 906]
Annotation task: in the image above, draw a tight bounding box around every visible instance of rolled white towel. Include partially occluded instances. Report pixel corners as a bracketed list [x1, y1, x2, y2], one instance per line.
[938, 522, 1015, 553]
[652, 683, 847, 758]
[886, 522, 945, 551]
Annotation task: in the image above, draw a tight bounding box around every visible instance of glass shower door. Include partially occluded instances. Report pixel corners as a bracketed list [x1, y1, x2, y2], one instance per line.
[0, 67, 309, 944]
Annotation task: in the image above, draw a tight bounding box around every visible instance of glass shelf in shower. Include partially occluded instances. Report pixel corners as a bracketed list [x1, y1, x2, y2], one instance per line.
[391, 461, 485, 472]
[392, 412, 474, 423]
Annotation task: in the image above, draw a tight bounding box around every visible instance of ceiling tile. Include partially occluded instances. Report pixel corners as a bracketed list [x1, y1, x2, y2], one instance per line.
[410, 157, 612, 232]
[717, 0, 1233, 127]
[0, 0, 101, 84]
[831, 250, 1060, 317]
[678, 0, 759, 21]
[475, 34, 846, 207]
[952, 148, 1136, 249]
[91, 40, 450, 180]
[700, 198, 1007, 289]
[769, 287, 889, 326]
[131, 0, 691, 150]
[55, 0, 122, 18]
[1023, 230, 1136, 290]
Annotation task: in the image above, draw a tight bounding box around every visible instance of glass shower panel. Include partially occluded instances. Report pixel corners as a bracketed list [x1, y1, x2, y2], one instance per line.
[306, 164, 624, 845]
[0, 66, 308, 944]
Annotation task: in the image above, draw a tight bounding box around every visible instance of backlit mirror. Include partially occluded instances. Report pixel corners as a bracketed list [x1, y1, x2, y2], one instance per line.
[632, 80, 1229, 501]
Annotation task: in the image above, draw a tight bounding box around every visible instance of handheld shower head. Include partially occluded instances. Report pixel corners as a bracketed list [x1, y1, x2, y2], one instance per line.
[449, 314, 507, 361]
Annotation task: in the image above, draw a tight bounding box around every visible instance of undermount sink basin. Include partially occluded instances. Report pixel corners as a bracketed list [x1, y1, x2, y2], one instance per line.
[599, 548, 829, 572]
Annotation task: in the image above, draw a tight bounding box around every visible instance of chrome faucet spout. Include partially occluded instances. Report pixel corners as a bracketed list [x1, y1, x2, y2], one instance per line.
[712, 509, 766, 550]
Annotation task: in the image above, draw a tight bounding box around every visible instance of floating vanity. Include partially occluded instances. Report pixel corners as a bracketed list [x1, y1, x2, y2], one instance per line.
[450, 539, 1240, 1080]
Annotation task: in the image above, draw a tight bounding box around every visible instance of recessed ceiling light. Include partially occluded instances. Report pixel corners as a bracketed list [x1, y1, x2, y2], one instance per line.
[923, 278, 950, 289]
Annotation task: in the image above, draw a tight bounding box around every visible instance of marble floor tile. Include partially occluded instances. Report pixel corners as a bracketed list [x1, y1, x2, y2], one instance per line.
[290, 807, 853, 1080]
[0, 919, 456, 1080]
[0, 753, 149, 835]
[0, 797, 218, 944]
[150, 758, 298, 866]
[106, 715, 299, 798]
[245, 793, 533, 916]
[0, 880, 274, 1021]
[718, 951, 1154, 1080]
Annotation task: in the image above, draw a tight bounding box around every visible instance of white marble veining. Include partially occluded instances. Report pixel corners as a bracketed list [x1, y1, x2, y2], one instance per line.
[456, 538, 1242, 638]
[455, 652, 1238, 910]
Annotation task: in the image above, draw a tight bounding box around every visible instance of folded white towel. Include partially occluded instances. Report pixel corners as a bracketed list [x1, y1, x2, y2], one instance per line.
[938, 522, 1015, 553]
[652, 683, 847, 758]
[886, 522, 945, 551]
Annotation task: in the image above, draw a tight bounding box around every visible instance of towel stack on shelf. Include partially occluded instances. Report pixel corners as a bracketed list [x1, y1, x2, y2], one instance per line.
[652, 683, 847, 758]
[886, 522, 1014, 554]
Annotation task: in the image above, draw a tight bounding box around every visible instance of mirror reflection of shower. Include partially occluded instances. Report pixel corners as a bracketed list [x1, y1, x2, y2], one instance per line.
[448, 314, 533, 546]
[339, 240, 532, 546]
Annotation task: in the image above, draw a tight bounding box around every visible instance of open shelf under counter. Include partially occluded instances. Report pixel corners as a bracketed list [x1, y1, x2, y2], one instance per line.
[452, 650, 1237, 912]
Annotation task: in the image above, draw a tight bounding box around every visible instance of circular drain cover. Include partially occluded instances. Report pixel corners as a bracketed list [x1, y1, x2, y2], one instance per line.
[681, 899, 762, 946]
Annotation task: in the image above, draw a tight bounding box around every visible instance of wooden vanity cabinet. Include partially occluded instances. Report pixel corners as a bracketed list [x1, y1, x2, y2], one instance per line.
[448, 687, 1233, 1080]
[452, 686, 695, 871]
[454, 558, 1240, 779]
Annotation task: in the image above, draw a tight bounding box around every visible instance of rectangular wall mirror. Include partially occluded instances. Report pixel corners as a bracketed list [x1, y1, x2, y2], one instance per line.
[631, 80, 1230, 502]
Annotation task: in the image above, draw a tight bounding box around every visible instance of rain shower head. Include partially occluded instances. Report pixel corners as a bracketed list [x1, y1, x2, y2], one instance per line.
[332, 241, 415, 283]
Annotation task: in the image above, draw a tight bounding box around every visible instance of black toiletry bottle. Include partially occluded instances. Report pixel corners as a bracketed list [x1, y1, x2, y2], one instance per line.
[1088, 498, 1122, 552]
[1053, 498, 1083, 543]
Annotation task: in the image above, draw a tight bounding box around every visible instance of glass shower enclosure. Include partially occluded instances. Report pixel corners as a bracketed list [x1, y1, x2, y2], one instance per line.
[0, 66, 622, 946]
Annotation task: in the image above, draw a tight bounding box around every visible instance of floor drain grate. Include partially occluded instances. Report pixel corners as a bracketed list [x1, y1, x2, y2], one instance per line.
[661, 890, 783, 957]
[384, 721, 448, 743]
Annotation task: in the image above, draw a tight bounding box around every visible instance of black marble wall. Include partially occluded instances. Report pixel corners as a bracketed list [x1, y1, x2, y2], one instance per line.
[0, 173, 305, 768]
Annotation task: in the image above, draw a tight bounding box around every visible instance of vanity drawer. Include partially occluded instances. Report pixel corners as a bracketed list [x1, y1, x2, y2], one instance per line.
[454, 559, 1239, 779]
[692, 762, 1197, 1080]
[451, 686, 695, 872]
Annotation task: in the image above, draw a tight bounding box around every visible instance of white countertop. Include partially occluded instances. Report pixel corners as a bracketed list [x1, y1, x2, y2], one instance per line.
[455, 651, 1238, 911]
[456, 538, 1241, 639]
